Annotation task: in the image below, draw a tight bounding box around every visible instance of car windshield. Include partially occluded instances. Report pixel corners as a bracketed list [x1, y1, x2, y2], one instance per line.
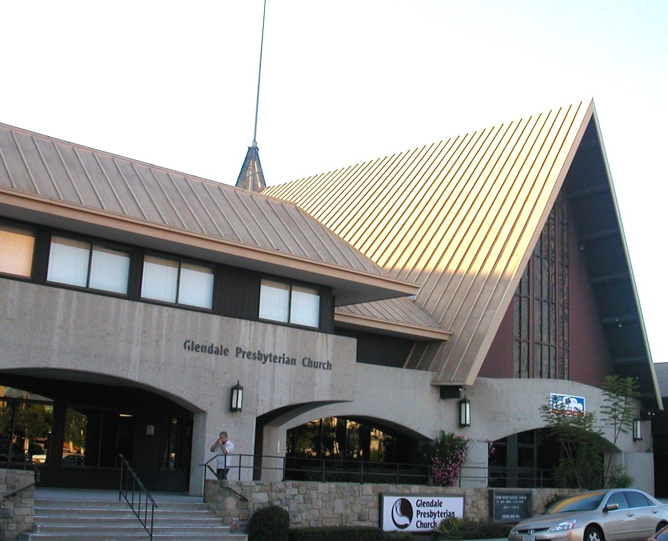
[545, 492, 606, 514]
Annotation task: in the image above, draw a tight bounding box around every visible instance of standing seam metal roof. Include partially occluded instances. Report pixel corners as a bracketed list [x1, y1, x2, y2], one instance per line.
[0, 123, 390, 279]
[265, 101, 595, 385]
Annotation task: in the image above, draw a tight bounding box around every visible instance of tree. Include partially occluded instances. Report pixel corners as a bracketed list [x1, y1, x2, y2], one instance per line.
[600, 375, 640, 484]
[540, 400, 603, 489]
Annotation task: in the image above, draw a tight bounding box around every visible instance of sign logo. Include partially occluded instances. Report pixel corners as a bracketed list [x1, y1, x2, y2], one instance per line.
[391, 498, 413, 529]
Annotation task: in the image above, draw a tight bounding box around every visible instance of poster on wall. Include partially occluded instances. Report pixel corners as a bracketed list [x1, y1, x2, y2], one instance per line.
[550, 393, 585, 415]
[380, 494, 464, 532]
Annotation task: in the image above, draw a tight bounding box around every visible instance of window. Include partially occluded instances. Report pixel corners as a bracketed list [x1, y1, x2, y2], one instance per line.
[47, 236, 130, 294]
[141, 255, 213, 309]
[0, 223, 35, 278]
[259, 279, 320, 328]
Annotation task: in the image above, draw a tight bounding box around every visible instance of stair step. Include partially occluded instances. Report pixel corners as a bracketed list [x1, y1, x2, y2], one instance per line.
[25, 496, 247, 541]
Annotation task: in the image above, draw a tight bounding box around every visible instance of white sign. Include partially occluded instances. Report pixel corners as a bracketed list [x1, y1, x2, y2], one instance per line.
[380, 494, 464, 532]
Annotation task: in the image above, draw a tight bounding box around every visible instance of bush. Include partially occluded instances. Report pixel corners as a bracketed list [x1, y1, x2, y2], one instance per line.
[289, 526, 419, 541]
[433, 517, 513, 540]
[248, 505, 290, 541]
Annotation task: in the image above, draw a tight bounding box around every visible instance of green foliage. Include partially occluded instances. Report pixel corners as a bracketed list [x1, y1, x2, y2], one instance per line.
[540, 377, 640, 490]
[601, 376, 640, 485]
[288, 526, 412, 541]
[427, 431, 469, 487]
[248, 505, 290, 541]
[433, 517, 513, 540]
[540, 401, 603, 489]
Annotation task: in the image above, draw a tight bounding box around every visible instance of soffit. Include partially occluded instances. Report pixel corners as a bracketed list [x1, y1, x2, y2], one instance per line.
[265, 101, 595, 385]
[0, 123, 418, 305]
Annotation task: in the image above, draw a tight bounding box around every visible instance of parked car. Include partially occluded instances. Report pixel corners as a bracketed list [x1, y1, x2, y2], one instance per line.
[508, 489, 668, 541]
[649, 523, 668, 541]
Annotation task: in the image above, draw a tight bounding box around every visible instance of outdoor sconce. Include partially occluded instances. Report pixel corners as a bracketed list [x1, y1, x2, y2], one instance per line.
[459, 396, 471, 428]
[230, 381, 244, 412]
[633, 418, 642, 441]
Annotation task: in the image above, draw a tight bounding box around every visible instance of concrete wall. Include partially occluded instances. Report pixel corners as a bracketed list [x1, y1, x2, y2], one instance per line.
[0, 279, 356, 495]
[1, 279, 653, 495]
[0, 470, 34, 540]
[205, 479, 577, 532]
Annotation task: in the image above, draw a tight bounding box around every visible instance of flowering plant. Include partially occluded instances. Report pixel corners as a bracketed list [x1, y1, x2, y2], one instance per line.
[429, 431, 469, 487]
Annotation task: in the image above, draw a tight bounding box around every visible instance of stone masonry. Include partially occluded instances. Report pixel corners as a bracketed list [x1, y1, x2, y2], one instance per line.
[0, 470, 34, 541]
[205, 480, 577, 533]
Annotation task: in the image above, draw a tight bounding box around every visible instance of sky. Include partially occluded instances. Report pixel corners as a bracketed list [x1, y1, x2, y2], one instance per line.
[2, 1, 667, 362]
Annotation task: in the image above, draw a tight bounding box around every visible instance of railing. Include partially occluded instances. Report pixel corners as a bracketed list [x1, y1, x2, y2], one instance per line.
[118, 454, 157, 540]
[201, 455, 248, 501]
[203, 453, 558, 488]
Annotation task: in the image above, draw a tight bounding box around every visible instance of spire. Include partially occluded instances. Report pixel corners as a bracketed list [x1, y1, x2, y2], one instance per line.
[236, 144, 266, 192]
[235, 0, 268, 192]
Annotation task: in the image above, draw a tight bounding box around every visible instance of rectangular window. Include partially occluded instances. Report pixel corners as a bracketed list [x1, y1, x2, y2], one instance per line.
[47, 236, 130, 294]
[259, 279, 320, 328]
[0, 224, 35, 277]
[141, 255, 213, 309]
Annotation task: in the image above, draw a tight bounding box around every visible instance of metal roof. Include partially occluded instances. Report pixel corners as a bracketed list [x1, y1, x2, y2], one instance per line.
[0, 122, 418, 306]
[265, 99, 660, 406]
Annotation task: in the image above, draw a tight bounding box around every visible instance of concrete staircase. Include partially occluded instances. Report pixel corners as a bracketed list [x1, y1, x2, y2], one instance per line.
[20, 496, 247, 541]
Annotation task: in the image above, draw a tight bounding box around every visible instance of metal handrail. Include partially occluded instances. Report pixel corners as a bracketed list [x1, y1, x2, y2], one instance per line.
[118, 454, 157, 540]
[200, 455, 248, 501]
[201, 453, 559, 489]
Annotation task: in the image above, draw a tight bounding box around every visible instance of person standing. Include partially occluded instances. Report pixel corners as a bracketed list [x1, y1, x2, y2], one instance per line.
[210, 431, 234, 480]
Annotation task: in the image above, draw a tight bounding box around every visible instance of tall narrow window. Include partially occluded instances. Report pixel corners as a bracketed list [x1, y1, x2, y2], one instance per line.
[47, 236, 130, 294]
[0, 224, 35, 277]
[259, 279, 320, 328]
[513, 195, 569, 379]
[141, 255, 213, 309]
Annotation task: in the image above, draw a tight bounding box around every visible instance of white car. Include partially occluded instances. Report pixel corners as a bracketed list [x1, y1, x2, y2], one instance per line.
[508, 489, 668, 541]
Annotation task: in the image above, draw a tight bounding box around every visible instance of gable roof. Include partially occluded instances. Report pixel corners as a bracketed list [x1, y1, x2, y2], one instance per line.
[0, 122, 418, 306]
[264, 100, 661, 408]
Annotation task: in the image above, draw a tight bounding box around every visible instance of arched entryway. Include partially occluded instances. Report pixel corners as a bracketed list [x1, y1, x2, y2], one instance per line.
[0, 371, 196, 491]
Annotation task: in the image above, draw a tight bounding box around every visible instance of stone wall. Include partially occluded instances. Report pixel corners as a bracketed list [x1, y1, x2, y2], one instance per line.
[0, 470, 35, 541]
[205, 480, 577, 533]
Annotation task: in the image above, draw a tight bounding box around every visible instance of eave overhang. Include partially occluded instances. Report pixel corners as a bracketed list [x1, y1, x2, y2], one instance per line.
[334, 311, 452, 341]
[0, 186, 420, 306]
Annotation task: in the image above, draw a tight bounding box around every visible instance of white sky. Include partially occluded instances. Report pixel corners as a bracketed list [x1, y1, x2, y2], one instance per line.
[3, 1, 667, 362]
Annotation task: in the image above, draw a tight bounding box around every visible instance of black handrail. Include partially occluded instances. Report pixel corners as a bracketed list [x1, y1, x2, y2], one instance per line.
[201, 455, 248, 501]
[202, 453, 559, 489]
[118, 454, 157, 540]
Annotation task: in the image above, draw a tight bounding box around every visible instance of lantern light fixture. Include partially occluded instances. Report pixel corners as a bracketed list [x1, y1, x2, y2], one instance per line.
[230, 381, 244, 412]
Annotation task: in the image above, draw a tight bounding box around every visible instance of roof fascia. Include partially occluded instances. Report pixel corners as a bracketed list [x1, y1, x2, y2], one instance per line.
[586, 107, 663, 410]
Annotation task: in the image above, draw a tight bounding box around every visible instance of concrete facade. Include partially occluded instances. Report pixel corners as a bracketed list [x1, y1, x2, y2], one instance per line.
[1, 277, 651, 495]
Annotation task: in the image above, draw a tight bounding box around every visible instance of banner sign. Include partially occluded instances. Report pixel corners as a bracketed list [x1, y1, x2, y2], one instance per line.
[550, 393, 585, 414]
[380, 494, 464, 532]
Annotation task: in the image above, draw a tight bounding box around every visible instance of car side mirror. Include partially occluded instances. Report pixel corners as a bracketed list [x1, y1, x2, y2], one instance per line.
[604, 503, 620, 512]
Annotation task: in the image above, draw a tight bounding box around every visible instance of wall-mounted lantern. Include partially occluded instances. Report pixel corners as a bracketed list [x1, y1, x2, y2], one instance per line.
[230, 381, 244, 412]
[633, 418, 642, 441]
[459, 396, 471, 428]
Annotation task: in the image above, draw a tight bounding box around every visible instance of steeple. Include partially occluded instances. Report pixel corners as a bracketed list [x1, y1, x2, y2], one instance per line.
[236, 144, 266, 192]
[235, 0, 268, 192]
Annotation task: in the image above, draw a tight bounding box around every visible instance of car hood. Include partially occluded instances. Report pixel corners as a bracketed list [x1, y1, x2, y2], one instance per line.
[515, 512, 589, 530]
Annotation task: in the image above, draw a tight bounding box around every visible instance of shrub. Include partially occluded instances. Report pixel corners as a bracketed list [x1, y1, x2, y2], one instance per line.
[248, 505, 290, 541]
[428, 431, 469, 487]
[433, 517, 513, 540]
[289, 526, 417, 541]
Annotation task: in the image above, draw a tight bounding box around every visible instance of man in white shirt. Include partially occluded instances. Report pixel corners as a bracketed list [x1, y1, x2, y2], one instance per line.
[210, 431, 235, 480]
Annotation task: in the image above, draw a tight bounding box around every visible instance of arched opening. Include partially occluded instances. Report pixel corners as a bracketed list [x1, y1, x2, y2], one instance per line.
[284, 416, 427, 484]
[0, 372, 196, 491]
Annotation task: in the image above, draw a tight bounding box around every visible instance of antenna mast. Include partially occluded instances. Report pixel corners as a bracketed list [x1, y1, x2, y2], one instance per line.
[252, 0, 267, 148]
